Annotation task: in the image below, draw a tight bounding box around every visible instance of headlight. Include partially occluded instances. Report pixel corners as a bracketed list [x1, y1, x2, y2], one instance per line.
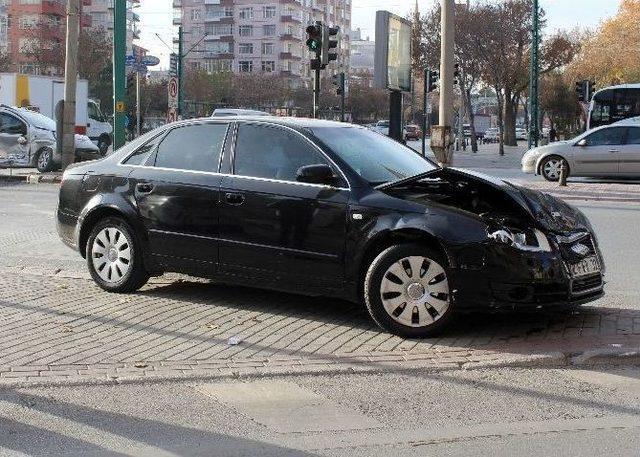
[488, 228, 552, 252]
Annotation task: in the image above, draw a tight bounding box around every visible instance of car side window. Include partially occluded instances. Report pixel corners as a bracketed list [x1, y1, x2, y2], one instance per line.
[625, 127, 640, 145]
[154, 123, 229, 172]
[584, 127, 626, 146]
[124, 134, 163, 166]
[234, 123, 330, 182]
[0, 113, 27, 135]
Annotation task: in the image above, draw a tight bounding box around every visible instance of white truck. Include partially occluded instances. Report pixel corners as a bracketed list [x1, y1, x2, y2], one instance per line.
[0, 73, 112, 155]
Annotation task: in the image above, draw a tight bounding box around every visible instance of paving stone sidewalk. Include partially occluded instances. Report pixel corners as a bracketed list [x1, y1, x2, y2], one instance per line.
[1, 271, 638, 387]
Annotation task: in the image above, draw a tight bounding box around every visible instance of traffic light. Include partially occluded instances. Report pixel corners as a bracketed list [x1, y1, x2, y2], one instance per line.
[332, 72, 345, 96]
[321, 25, 340, 68]
[454, 63, 460, 85]
[426, 70, 439, 93]
[575, 80, 586, 102]
[587, 80, 596, 102]
[306, 23, 323, 70]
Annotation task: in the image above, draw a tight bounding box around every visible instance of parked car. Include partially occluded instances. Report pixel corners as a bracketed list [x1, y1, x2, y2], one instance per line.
[0, 105, 100, 172]
[211, 108, 271, 117]
[56, 117, 605, 337]
[405, 124, 422, 141]
[515, 128, 528, 141]
[522, 119, 640, 181]
[484, 128, 500, 143]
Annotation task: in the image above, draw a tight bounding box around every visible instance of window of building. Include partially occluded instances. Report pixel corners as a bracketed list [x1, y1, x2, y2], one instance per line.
[190, 8, 201, 21]
[154, 123, 229, 172]
[203, 59, 232, 73]
[19, 14, 39, 28]
[263, 24, 276, 36]
[206, 24, 232, 36]
[238, 43, 253, 54]
[238, 61, 253, 73]
[263, 6, 276, 19]
[261, 61, 275, 73]
[239, 7, 253, 19]
[261, 42, 274, 55]
[238, 25, 253, 37]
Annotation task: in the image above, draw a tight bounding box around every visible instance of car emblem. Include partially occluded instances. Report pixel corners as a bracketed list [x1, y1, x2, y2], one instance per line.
[551, 211, 562, 218]
[571, 243, 591, 256]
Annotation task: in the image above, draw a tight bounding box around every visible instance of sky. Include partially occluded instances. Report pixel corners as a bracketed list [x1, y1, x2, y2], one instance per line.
[138, 0, 623, 70]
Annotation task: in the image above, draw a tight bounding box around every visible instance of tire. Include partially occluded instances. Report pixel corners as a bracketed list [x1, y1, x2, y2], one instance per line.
[36, 148, 55, 173]
[86, 216, 150, 293]
[364, 243, 456, 338]
[540, 155, 569, 182]
[97, 136, 110, 156]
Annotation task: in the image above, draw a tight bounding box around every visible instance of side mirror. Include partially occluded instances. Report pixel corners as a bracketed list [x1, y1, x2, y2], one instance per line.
[296, 164, 336, 186]
[576, 139, 587, 147]
[17, 135, 28, 146]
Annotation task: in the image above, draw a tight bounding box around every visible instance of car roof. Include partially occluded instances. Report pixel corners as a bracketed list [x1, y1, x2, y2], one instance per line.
[611, 116, 640, 126]
[173, 116, 357, 130]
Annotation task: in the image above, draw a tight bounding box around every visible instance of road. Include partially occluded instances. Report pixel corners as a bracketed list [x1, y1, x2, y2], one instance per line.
[1, 367, 639, 456]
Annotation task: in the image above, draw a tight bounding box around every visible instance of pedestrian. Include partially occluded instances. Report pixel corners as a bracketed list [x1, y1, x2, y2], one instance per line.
[549, 126, 557, 143]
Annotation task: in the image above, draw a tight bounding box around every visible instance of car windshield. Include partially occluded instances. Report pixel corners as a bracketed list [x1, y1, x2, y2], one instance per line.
[309, 126, 438, 185]
[16, 109, 56, 131]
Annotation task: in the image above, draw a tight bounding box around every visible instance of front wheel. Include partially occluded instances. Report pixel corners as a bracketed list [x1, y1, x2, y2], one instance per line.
[364, 244, 455, 338]
[97, 136, 110, 156]
[36, 148, 55, 173]
[540, 155, 569, 182]
[86, 217, 150, 293]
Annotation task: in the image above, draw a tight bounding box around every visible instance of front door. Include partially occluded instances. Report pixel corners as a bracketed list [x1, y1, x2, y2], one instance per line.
[0, 112, 29, 166]
[618, 126, 640, 175]
[218, 122, 349, 290]
[572, 126, 626, 176]
[128, 121, 230, 273]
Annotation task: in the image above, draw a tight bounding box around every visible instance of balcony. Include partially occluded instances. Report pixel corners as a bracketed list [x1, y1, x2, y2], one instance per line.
[204, 0, 221, 3]
[41, 0, 65, 16]
[202, 52, 233, 59]
[172, 0, 181, 7]
[280, 52, 301, 60]
[280, 13, 302, 23]
[279, 0, 302, 3]
[280, 33, 302, 42]
[204, 13, 233, 23]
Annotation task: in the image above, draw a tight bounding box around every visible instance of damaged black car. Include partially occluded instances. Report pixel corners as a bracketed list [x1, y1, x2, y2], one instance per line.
[56, 118, 605, 337]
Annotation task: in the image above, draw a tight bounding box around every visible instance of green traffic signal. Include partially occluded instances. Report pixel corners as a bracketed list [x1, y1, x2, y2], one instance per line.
[306, 24, 323, 53]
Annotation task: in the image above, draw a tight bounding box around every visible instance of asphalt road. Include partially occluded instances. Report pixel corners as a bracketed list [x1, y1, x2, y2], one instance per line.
[1, 367, 639, 456]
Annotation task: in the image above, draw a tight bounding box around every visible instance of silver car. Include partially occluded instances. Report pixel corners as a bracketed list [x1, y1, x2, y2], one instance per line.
[522, 119, 640, 181]
[0, 105, 100, 172]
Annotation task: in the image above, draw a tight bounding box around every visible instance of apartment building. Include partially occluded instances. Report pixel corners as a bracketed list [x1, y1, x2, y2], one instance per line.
[173, 0, 352, 86]
[84, 0, 141, 54]
[3, 0, 92, 75]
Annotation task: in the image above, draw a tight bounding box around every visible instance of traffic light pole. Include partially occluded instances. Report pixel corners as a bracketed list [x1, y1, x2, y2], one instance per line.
[422, 69, 428, 156]
[340, 72, 345, 122]
[313, 68, 320, 119]
[528, 0, 540, 149]
[113, 0, 126, 150]
[136, 71, 141, 137]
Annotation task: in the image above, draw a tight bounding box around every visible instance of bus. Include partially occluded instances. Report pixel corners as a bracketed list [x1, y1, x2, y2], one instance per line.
[588, 83, 640, 130]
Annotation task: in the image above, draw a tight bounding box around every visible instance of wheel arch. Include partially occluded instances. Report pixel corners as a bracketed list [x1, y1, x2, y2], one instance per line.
[537, 153, 570, 176]
[78, 205, 140, 259]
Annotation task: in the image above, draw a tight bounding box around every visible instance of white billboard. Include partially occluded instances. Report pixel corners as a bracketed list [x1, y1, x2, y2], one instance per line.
[374, 11, 412, 93]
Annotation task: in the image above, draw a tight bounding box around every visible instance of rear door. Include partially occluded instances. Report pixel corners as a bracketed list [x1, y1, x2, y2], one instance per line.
[128, 121, 230, 273]
[618, 127, 640, 175]
[572, 127, 625, 176]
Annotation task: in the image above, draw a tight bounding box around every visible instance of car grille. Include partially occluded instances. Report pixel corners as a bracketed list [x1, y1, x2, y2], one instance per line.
[557, 233, 598, 263]
[572, 273, 603, 295]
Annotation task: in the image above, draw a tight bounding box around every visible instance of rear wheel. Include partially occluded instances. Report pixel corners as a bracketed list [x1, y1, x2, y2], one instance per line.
[86, 217, 149, 293]
[540, 155, 568, 182]
[364, 243, 455, 338]
[36, 148, 55, 173]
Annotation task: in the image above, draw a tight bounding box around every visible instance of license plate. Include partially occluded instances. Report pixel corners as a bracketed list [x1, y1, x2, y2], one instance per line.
[569, 256, 600, 278]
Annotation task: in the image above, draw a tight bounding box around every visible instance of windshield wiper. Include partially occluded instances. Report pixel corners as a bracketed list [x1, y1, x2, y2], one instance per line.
[375, 169, 441, 191]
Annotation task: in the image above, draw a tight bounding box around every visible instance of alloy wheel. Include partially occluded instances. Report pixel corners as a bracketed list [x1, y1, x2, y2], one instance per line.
[379, 256, 450, 328]
[38, 150, 51, 170]
[91, 227, 132, 283]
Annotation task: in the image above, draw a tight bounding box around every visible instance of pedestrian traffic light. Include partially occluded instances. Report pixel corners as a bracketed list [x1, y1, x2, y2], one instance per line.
[575, 80, 586, 102]
[587, 80, 596, 102]
[306, 22, 323, 70]
[454, 63, 460, 85]
[427, 70, 439, 93]
[332, 72, 345, 96]
[321, 25, 340, 68]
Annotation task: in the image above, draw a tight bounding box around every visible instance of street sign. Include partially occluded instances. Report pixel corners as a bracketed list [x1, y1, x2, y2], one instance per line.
[115, 101, 126, 113]
[168, 77, 179, 109]
[167, 108, 178, 124]
[141, 55, 160, 67]
[135, 63, 148, 74]
[125, 55, 137, 66]
[169, 53, 178, 77]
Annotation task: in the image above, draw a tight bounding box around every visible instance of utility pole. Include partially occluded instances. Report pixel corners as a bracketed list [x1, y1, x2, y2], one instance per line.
[528, 0, 540, 149]
[136, 71, 141, 137]
[61, 0, 79, 170]
[113, 0, 126, 150]
[430, 0, 455, 166]
[178, 25, 184, 119]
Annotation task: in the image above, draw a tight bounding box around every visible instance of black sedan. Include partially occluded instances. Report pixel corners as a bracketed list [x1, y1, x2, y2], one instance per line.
[56, 117, 605, 337]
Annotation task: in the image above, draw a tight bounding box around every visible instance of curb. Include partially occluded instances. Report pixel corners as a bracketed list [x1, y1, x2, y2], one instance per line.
[0, 173, 61, 184]
[1, 347, 638, 389]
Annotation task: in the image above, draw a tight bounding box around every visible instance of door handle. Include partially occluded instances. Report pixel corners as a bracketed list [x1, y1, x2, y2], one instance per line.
[224, 192, 245, 206]
[609, 149, 620, 153]
[136, 182, 154, 194]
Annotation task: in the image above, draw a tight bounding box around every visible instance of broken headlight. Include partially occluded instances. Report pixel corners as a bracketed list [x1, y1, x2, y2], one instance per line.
[488, 227, 552, 252]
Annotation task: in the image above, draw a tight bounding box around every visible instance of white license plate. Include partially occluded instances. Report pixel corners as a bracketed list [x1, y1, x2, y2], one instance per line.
[569, 256, 600, 278]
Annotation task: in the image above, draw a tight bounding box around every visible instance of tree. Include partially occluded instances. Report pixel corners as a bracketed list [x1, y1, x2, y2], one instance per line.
[540, 72, 582, 136]
[0, 51, 11, 72]
[568, 0, 640, 85]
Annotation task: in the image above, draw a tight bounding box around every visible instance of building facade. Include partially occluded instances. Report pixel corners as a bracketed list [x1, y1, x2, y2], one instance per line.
[173, 0, 351, 86]
[350, 28, 373, 76]
[84, 0, 141, 55]
[2, 0, 93, 75]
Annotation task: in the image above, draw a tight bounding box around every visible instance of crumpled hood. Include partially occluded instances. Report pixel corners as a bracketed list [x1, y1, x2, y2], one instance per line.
[443, 168, 592, 234]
